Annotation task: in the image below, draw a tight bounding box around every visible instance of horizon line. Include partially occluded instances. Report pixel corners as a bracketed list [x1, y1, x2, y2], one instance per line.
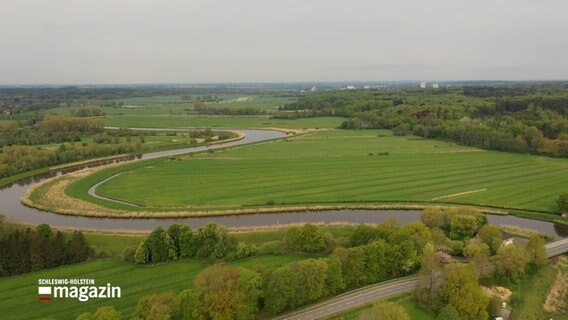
[1, 79, 567, 87]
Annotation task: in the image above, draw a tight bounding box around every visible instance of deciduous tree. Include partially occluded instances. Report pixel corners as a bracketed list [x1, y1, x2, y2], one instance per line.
[449, 215, 478, 241]
[494, 243, 527, 280]
[443, 264, 488, 320]
[359, 302, 410, 320]
[265, 265, 297, 314]
[135, 291, 178, 320]
[176, 289, 204, 320]
[436, 304, 460, 320]
[477, 224, 502, 254]
[557, 192, 568, 213]
[194, 265, 250, 320]
[524, 235, 547, 267]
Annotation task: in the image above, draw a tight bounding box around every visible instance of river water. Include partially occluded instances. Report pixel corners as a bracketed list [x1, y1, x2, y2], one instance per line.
[0, 129, 566, 237]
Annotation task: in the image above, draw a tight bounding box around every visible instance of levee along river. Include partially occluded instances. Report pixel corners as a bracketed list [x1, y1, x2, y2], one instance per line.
[0, 128, 566, 237]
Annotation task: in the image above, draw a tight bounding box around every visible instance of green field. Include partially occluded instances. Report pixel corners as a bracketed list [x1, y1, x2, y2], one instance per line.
[81, 233, 143, 256]
[113, 95, 186, 105]
[112, 94, 294, 110]
[50, 95, 296, 117]
[103, 115, 344, 129]
[400, 300, 436, 320]
[84, 129, 568, 213]
[0, 254, 314, 320]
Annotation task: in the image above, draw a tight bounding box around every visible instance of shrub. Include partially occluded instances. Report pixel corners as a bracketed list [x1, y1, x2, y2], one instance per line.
[257, 241, 285, 255]
[557, 192, 568, 213]
[94, 249, 112, 259]
[236, 242, 258, 258]
[487, 296, 502, 318]
[121, 247, 136, 263]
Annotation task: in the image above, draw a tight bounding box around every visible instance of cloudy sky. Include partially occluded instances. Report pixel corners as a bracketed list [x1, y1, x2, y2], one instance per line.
[1, 0, 567, 84]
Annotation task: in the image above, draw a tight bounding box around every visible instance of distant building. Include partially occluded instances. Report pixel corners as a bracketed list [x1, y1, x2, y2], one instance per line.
[346, 85, 356, 90]
[310, 86, 317, 92]
[420, 82, 427, 89]
[364, 85, 371, 89]
[432, 83, 440, 89]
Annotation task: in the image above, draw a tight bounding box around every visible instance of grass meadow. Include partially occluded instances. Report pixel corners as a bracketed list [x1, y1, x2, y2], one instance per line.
[86, 129, 568, 213]
[0, 254, 315, 320]
[103, 115, 345, 129]
[0, 227, 345, 319]
[50, 95, 296, 116]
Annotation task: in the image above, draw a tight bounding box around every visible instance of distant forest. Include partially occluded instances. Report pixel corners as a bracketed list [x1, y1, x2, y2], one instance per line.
[278, 84, 568, 157]
[0, 86, 297, 113]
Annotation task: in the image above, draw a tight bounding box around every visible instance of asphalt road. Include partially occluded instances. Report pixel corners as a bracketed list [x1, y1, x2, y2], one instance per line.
[274, 277, 420, 320]
[275, 237, 568, 320]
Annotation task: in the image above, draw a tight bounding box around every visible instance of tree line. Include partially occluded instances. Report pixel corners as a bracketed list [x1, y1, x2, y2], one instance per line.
[282, 87, 568, 159]
[0, 138, 143, 179]
[129, 223, 237, 264]
[0, 216, 94, 277]
[78, 206, 550, 319]
[70, 106, 105, 117]
[0, 114, 103, 147]
[193, 102, 266, 116]
[128, 222, 337, 265]
[113, 220, 429, 319]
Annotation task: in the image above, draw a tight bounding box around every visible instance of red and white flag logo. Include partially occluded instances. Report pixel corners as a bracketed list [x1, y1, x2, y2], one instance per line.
[38, 286, 52, 301]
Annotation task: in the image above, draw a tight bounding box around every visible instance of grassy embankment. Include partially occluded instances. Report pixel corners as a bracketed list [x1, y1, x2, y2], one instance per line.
[37, 129, 568, 222]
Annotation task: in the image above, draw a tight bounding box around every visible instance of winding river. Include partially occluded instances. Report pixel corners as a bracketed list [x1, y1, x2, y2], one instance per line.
[0, 128, 566, 238]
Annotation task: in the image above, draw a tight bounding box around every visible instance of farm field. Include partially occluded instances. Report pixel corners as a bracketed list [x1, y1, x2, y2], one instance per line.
[103, 115, 344, 129]
[50, 95, 296, 116]
[0, 254, 315, 320]
[112, 94, 294, 110]
[81, 129, 568, 214]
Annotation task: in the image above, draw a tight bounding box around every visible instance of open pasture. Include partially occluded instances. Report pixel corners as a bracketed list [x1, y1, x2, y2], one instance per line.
[103, 115, 344, 129]
[83, 129, 568, 213]
[49, 95, 294, 116]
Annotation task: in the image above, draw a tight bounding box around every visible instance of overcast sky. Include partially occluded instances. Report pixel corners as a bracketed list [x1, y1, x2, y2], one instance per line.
[1, 0, 567, 84]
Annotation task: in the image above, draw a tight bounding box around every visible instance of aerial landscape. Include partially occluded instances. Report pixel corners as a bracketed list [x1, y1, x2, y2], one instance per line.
[0, 1, 567, 320]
